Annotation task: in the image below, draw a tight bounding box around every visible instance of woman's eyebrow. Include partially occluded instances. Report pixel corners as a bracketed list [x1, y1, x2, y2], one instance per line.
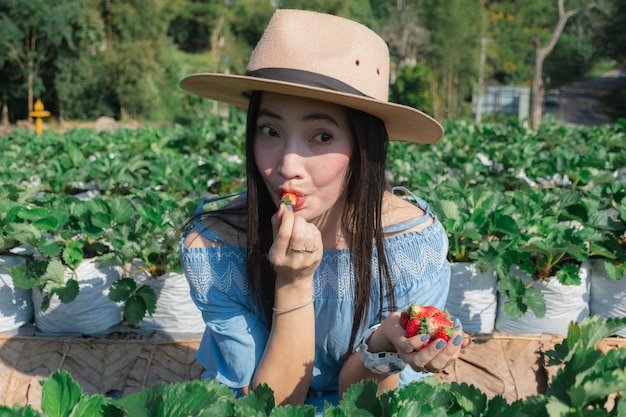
[258, 108, 282, 120]
[303, 112, 340, 127]
[258, 109, 341, 128]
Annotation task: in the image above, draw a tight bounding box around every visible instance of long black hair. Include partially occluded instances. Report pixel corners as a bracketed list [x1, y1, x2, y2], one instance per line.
[244, 91, 396, 351]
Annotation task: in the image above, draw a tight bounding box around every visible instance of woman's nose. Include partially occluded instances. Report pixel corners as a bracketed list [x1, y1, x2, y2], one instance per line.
[277, 143, 304, 179]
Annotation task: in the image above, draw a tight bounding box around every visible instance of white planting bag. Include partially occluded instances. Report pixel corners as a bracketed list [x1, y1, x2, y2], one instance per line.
[33, 258, 124, 336]
[446, 262, 497, 333]
[495, 261, 590, 336]
[0, 255, 33, 332]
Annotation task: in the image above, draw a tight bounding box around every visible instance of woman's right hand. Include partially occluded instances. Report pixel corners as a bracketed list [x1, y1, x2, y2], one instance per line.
[268, 203, 323, 283]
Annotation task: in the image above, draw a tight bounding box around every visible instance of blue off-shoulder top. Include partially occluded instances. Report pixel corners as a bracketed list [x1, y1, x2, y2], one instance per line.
[179, 192, 450, 410]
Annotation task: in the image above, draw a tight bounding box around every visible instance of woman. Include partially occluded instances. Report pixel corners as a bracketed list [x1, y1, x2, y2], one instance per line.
[179, 9, 470, 411]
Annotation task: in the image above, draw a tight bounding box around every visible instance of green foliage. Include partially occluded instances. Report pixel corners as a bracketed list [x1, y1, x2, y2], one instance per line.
[390, 64, 433, 115]
[419, 0, 482, 119]
[0, 0, 80, 115]
[7, 317, 624, 416]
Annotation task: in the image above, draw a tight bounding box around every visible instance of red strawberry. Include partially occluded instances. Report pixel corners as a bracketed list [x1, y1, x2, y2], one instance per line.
[419, 311, 454, 347]
[400, 311, 411, 328]
[280, 192, 298, 207]
[411, 304, 438, 320]
[399, 304, 454, 347]
[405, 318, 421, 338]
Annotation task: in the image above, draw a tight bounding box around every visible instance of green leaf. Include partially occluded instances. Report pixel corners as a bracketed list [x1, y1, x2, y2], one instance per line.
[335, 379, 381, 416]
[5, 223, 41, 247]
[124, 295, 147, 325]
[555, 263, 582, 286]
[110, 197, 134, 225]
[0, 404, 44, 417]
[62, 241, 84, 270]
[42, 260, 67, 286]
[159, 379, 235, 417]
[53, 279, 79, 304]
[36, 237, 62, 258]
[67, 394, 114, 417]
[449, 382, 487, 415]
[523, 286, 546, 318]
[41, 294, 51, 312]
[568, 368, 626, 409]
[10, 266, 38, 290]
[110, 382, 167, 417]
[40, 371, 82, 417]
[269, 404, 317, 416]
[108, 278, 136, 302]
[135, 285, 157, 315]
[439, 200, 462, 223]
[234, 383, 275, 416]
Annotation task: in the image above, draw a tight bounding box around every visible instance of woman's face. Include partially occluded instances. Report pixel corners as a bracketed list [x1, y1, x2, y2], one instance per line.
[253, 92, 353, 224]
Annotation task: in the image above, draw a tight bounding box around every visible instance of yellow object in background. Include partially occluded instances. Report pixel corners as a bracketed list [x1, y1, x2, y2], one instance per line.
[29, 99, 51, 135]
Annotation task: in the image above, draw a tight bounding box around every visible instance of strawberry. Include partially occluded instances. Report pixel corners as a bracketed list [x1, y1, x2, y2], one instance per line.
[400, 311, 411, 328]
[405, 318, 421, 338]
[408, 304, 438, 321]
[280, 192, 298, 207]
[399, 304, 454, 348]
[419, 311, 454, 347]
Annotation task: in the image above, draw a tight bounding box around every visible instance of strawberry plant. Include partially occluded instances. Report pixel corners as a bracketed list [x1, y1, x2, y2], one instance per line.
[428, 183, 520, 266]
[2, 317, 625, 416]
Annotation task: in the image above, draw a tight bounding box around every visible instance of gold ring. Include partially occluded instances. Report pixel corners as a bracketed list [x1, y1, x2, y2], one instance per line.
[289, 246, 318, 253]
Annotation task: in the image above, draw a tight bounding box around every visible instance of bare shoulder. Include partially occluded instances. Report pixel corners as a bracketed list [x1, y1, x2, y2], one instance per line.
[183, 197, 247, 248]
[382, 191, 433, 234]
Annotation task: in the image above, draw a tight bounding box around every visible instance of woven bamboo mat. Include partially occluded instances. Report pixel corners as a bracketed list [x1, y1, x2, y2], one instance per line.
[2, 332, 625, 410]
[0, 333, 204, 409]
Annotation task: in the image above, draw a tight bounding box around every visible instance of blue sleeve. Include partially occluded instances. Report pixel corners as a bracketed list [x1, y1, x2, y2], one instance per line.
[180, 243, 269, 388]
[195, 289, 269, 388]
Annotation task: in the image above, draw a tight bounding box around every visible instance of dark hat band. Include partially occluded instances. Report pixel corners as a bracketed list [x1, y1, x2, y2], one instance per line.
[246, 68, 369, 98]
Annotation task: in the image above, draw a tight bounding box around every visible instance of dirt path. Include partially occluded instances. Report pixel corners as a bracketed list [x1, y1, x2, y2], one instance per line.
[554, 69, 625, 127]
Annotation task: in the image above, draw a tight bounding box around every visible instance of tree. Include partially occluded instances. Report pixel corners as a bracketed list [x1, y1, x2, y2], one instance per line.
[53, 0, 110, 122]
[420, 0, 482, 120]
[99, 0, 185, 120]
[600, 0, 626, 68]
[530, 0, 597, 129]
[0, 0, 78, 120]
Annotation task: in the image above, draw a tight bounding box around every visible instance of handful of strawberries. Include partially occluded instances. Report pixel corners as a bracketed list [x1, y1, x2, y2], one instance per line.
[399, 304, 454, 348]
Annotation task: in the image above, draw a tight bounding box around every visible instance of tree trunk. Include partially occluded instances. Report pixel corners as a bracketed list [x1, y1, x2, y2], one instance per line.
[530, 0, 596, 129]
[1, 103, 8, 126]
[27, 73, 33, 122]
[531, 43, 546, 130]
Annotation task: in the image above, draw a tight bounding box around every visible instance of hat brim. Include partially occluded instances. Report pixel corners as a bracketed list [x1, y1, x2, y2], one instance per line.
[180, 73, 443, 144]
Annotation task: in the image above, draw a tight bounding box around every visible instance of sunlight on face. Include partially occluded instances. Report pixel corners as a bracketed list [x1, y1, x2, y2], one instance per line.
[253, 92, 353, 223]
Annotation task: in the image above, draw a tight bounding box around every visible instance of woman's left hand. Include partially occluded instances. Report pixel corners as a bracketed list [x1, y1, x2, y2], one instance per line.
[380, 312, 471, 373]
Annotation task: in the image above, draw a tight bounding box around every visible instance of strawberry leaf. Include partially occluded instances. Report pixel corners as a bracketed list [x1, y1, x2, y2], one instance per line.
[135, 285, 157, 315]
[40, 370, 82, 417]
[108, 278, 136, 302]
[123, 295, 147, 325]
[53, 279, 79, 304]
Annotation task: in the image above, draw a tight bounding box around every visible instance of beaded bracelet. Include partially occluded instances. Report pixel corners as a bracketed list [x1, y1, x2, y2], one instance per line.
[272, 299, 314, 314]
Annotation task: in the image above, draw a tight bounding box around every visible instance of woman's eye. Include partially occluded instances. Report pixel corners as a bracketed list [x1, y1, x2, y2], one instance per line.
[313, 132, 333, 143]
[260, 126, 279, 137]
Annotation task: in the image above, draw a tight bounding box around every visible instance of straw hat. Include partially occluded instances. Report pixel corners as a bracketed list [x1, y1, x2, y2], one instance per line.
[180, 9, 443, 143]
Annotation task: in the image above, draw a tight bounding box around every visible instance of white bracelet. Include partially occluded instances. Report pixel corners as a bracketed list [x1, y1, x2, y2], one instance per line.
[272, 299, 314, 313]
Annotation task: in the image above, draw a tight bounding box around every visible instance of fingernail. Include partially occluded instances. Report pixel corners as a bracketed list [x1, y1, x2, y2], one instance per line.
[420, 334, 430, 342]
[286, 204, 293, 212]
[436, 340, 446, 350]
[453, 335, 463, 346]
[454, 318, 461, 331]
